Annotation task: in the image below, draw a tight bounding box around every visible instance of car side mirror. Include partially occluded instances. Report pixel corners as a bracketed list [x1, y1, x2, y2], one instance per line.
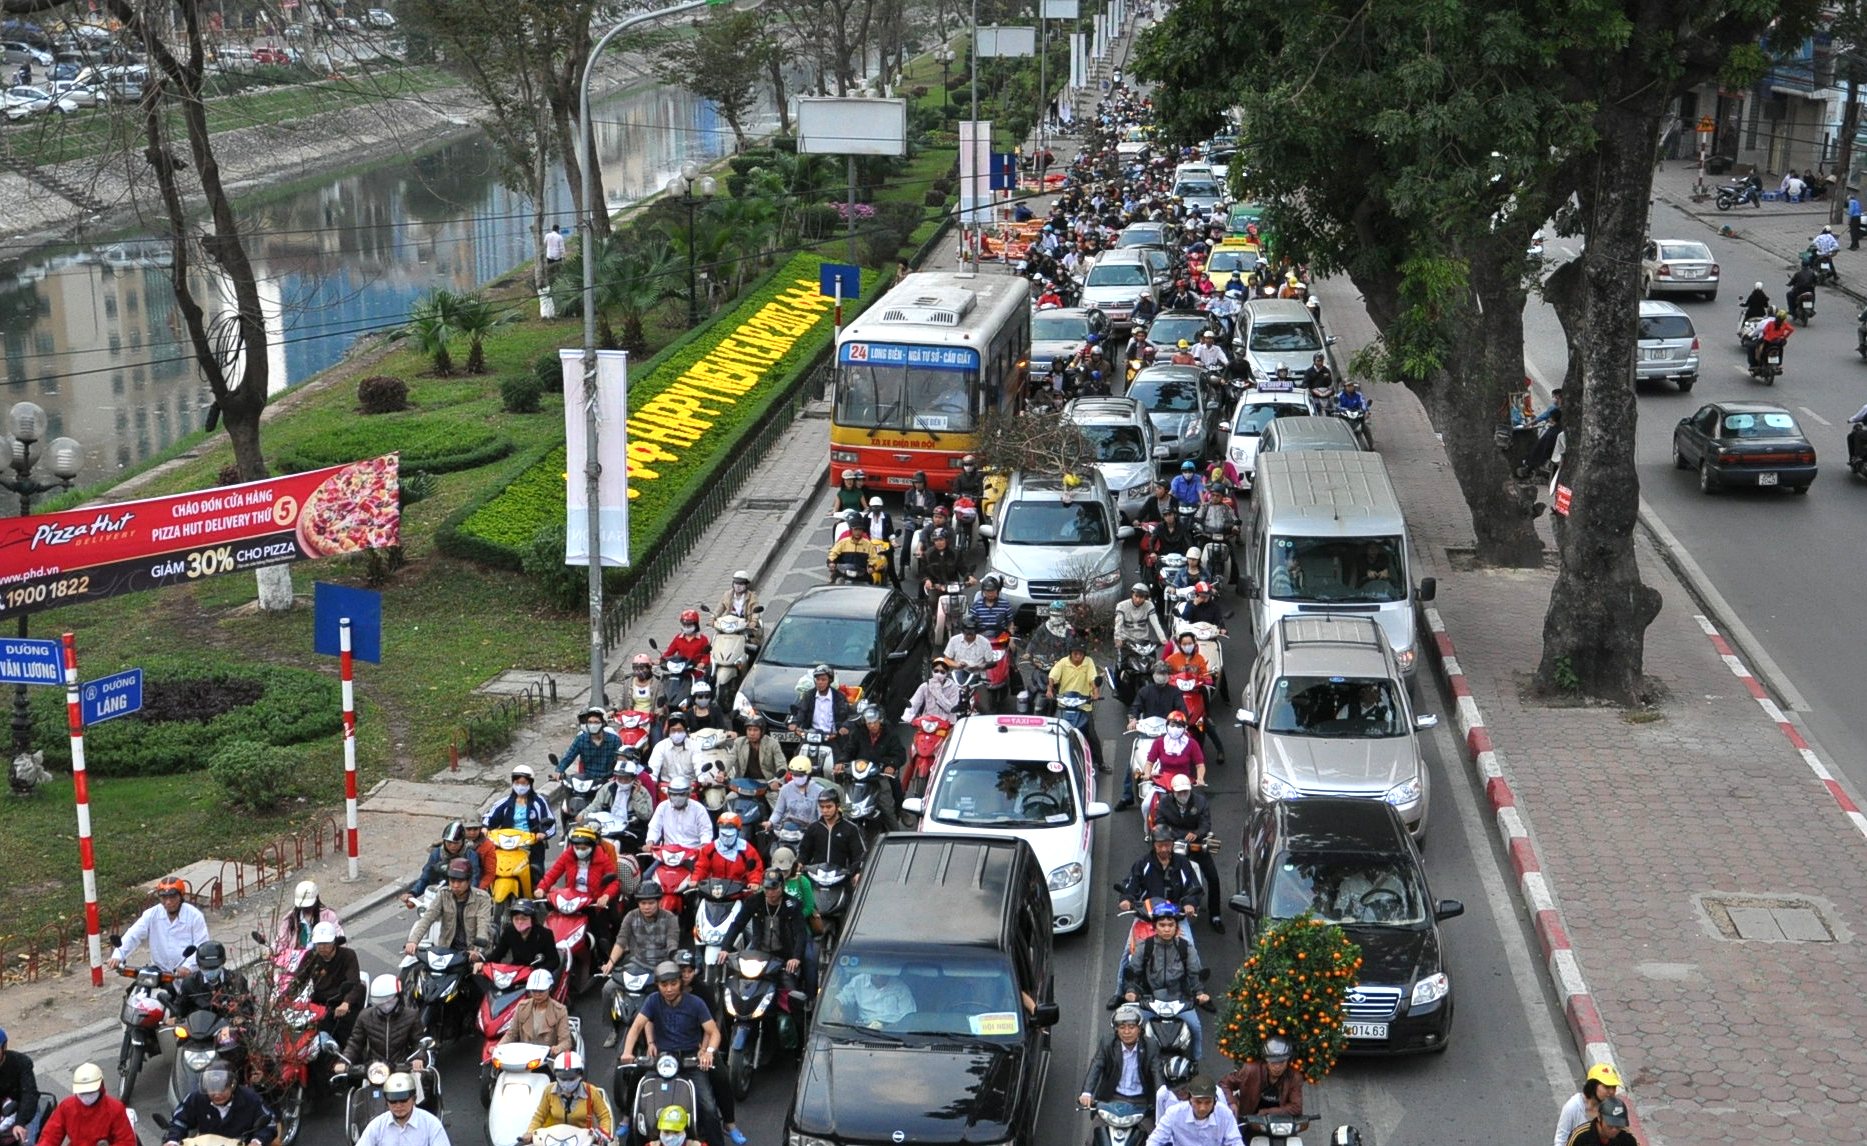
[1414, 714, 1440, 730]
[1032, 1002, 1061, 1027]
[977, 523, 996, 538]
[1325, 335, 1338, 345]
[1117, 525, 1136, 540]
[1228, 892, 1256, 916]
[1241, 577, 1259, 599]
[1417, 576, 1436, 602]
[900, 797, 925, 816]
[1435, 899, 1465, 921]
[1235, 708, 1258, 727]
[1086, 801, 1112, 820]
[1153, 445, 1170, 459]
[1217, 421, 1231, 433]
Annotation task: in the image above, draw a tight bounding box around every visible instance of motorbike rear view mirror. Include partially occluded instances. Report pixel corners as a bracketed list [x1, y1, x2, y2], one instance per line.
[548, 753, 560, 767]
[1417, 576, 1437, 602]
[250, 930, 266, 945]
[753, 605, 766, 613]
[108, 933, 122, 947]
[1228, 892, 1257, 916]
[1434, 899, 1466, 921]
[1031, 1002, 1062, 1027]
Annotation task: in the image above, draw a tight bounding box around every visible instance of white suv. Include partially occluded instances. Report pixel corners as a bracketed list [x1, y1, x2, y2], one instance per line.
[901, 713, 1111, 932]
[1064, 395, 1167, 520]
[979, 470, 1134, 623]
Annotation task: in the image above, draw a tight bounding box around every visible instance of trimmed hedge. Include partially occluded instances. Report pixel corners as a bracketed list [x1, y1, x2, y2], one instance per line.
[445, 253, 880, 573]
[274, 413, 513, 475]
[31, 657, 341, 777]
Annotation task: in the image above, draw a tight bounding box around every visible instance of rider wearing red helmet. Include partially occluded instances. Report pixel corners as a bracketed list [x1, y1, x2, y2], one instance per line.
[664, 609, 712, 676]
[692, 812, 765, 887]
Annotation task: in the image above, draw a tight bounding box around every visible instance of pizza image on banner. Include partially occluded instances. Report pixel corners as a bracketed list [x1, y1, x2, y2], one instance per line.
[0, 454, 400, 614]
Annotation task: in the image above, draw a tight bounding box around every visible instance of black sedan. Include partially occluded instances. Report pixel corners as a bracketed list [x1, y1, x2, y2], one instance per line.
[1143, 309, 1223, 351]
[1671, 401, 1817, 494]
[732, 584, 928, 743]
[1231, 797, 1464, 1054]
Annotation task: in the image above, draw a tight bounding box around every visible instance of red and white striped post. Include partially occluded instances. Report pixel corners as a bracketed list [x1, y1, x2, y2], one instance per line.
[340, 617, 359, 881]
[62, 632, 103, 986]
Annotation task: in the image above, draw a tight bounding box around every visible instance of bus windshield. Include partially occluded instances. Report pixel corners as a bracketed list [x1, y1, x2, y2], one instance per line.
[837, 365, 979, 432]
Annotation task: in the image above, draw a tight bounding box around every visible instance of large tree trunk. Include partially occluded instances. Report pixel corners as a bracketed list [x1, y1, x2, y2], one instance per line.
[532, 102, 551, 300]
[768, 50, 791, 134]
[1832, 71, 1860, 228]
[1535, 100, 1664, 701]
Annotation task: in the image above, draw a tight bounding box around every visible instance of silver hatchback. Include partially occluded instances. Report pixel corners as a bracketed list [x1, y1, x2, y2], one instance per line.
[1635, 300, 1699, 391]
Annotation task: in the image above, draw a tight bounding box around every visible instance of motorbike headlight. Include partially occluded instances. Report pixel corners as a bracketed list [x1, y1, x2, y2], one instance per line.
[1396, 647, 1417, 672]
[1103, 1109, 1147, 1129]
[1089, 570, 1123, 590]
[1262, 773, 1302, 801]
[184, 1049, 216, 1071]
[1385, 777, 1423, 807]
[1049, 862, 1084, 891]
[1410, 971, 1451, 1006]
[368, 1062, 392, 1086]
[655, 1053, 681, 1079]
[994, 572, 1020, 589]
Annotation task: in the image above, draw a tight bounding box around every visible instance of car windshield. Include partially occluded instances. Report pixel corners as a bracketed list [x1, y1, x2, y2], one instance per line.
[1130, 379, 1201, 413]
[819, 954, 1024, 1040]
[1262, 675, 1405, 737]
[927, 757, 1080, 827]
[1207, 250, 1258, 274]
[1087, 262, 1151, 287]
[1658, 242, 1711, 261]
[1176, 182, 1221, 199]
[836, 365, 977, 432]
[1080, 425, 1149, 463]
[1249, 321, 1323, 352]
[1638, 314, 1694, 340]
[1000, 501, 1113, 546]
[1148, 316, 1211, 346]
[1118, 229, 1164, 248]
[1032, 315, 1089, 341]
[1234, 403, 1305, 435]
[1265, 854, 1427, 925]
[760, 615, 876, 669]
[1266, 535, 1406, 603]
[1721, 412, 1799, 437]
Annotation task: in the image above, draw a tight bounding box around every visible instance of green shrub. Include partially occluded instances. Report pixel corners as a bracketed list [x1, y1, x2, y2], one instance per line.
[520, 521, 587, 610]
[450, 444, 566, 560]
[725, 173, 749, 200]
[208, 740, 303, 813]
[798, 204, 841, 239]
[534, 350, 565, 394]
[923, 188, 946, 208]
[30, 658, 341, 776]
[500, 374, 543, 414]
[274, 413, 512, 475]
[357, 375, 409, 414]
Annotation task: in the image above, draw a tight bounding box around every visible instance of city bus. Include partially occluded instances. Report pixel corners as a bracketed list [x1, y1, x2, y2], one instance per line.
[831, 271, 1031, 492]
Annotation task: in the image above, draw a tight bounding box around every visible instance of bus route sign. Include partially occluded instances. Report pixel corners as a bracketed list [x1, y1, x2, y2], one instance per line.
[838, 343, 979, 370]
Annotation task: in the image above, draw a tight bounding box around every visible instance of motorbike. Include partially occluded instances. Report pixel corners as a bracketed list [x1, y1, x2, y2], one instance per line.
[546, 888, 600, 998]
[692, 877, 748, 1018]
[1338, 405, 1373, 448]
[1115, 640, 1158, 706]
[486, 828, 544, 928]
[932, 581, 970, 647]
[111, 959, 175, 1101]
[654, 649, 700, 716]
[843, 757, 889, 838]
[723, 948, 799, 1102]
[1850, 424, 1867, 480]
[615, 1053, 702, 1146]
[1789, 287, 1817, 325]
[1173, 619, 1226, 697]
[952, 495, 980, 552]
[1239, 1112, 1316, 1146]
[485, 1040, 554, 1146]
[829, 540, 891, 585]
[1055, 690, 1096, 749]
[792, 728, 837, 778]
[1084, 1099, 1150, 1146]
[253, 996, 330, 1146]
[400, 942, 477, 1043]
[1715, 180, 1762, 210]
[1804, 245, 1840, 287]
[641, 842, 700, 915]
[337, 1045, 441, 1143]
[552, 755, 606, 838]
[1750, 340, 1784, 384]
[692, 730, 736, 815]
[705, 606, 761, 703]
[612, 708, 655, 757]
[725, 776, 771, 844]
[475, 960, 551, 1103]
[906, 713, 953, 799]
[168, 1007, 237, 1108]
[151, 1112, 240, 1146]
[807, 863, 854, 959]
[605, 958, 655, 1046]
[1126, 716, 1167, 826]
[1135, 993, 1204, 1063]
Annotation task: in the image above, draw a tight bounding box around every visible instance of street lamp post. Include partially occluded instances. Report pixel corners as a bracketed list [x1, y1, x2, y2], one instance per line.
[0, 402, 81, 756]
[669, 161, 717, 327]
[577, 0, 762, 701]
[937, 47, 955, 120]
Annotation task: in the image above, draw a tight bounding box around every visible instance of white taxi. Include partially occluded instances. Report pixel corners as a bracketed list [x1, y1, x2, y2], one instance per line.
[901, 713, 1111, 933]
[1221, 383, 1316, 489]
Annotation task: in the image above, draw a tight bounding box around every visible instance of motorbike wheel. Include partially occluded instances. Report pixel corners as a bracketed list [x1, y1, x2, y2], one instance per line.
[118, 1043, 145, 1102]
[729, 1045, 754, 1102]
[277, 1082, 305, 1146]
[1716, 195, 1733, 212]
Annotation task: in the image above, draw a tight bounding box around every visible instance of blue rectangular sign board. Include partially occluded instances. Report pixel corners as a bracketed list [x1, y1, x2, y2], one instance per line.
[989, 152, 1019, 191]
[313, 582, 383, 664]
[81, 669, 143, 725]
[818, 263, 861, 301]
[0, 638, 63, 687]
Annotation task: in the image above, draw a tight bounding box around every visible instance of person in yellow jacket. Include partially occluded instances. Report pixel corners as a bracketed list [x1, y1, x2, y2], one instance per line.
[519, 1051, 614, 1143]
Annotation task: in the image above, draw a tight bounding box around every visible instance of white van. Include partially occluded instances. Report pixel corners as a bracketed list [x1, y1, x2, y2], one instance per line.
[1241, 452, 1435, 676]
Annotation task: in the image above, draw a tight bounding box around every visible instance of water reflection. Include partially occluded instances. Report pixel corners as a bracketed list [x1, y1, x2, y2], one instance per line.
[0, 82, 776, 487]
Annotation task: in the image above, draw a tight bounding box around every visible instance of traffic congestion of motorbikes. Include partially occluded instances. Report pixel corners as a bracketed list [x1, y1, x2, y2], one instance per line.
[30, 85, 1468, 1146]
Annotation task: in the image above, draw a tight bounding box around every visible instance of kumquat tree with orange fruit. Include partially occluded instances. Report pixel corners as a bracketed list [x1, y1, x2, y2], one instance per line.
[1219, 914, 1362, 1079]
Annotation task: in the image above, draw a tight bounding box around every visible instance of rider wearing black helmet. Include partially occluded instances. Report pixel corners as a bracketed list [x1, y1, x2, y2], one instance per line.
[171, 941, 253, 1020]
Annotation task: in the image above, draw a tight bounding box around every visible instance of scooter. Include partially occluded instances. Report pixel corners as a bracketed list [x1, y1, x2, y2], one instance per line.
[552, 757, 605, 838]
[1173, 619, 1226, 698]
[546, 889, 600, 998]
[792, 728, 837, 778]
[337, 1045, 441, 1143]
[612, 709, 655, 756]
[616, 1053, 702, 1146]
[1790, 288, 1817, 325]
[1055, 690, 1095, 750]
[725, 777, 771, 845]
[485, 1040, 553, 1146]
[693, 730, 736, 815]
[932, 581, 969, 647]
[605, 960, 655, 1047]
[1858, 306, 1867, 361]
[1135, 993, 1203, 1062]
[706, 606, 761, 703]
[1750, 340, 1784, 384]
[475, 961, 547, 1104]
[807, 864, 854, 959]
[257, 993, 333, 1146]
[1239, 1112, 1316, 1146]
[111, 959, 175, 1101]
[642, 842, 700, 914]
[1127, 716, 1167, 826]
[1115, 640, 1158, 706]
[906, 713, 953, 799]
[692, 877, 748, 1018]
[1805, 246, 1840, 287]
[844, 757, 889, 838]
[1338, 405, 1372, 448]
[1085, 1099, 1150, 1146]
[723, 948, 799, 1102]
[168, 1008, 236, 1109]
[400, 942, 477, 1043]
[487, 828, 544, 928]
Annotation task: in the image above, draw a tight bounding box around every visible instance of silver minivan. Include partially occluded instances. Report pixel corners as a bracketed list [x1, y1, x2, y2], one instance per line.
[979, 470, 1135, 622]
[1259, 415, 1363, 456]
[1636, 300, 1699, 391]
[1079, 250, 1160, 332]
[1242, 451, 1435, 676]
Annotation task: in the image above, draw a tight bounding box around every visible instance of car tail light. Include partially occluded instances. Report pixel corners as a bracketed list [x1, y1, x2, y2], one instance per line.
[1690, 338, 1700, 351]
[1800, 450, 1816, 464]
[1711, 263, 1720, 276]
[1657, 263, 1671, 277]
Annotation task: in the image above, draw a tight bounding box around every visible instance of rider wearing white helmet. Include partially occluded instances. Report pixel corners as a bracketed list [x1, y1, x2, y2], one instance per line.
[499, 969, 572, 1057]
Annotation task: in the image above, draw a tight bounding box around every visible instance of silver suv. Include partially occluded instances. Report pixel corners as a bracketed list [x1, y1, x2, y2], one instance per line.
[1636, 300, 1699, 391]
[1237, 616, 1438, 837]
[978, 470, 1135, 622]
[1063, 396, 1167, 519]
[1079, 249, 1160, 332]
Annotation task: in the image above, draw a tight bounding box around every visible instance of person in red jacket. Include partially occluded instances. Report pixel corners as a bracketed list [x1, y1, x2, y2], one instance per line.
[36, 1063, 137, 1146]
[663, 609, 713, 678]
[692, 811, 765, 888]
[539, 825, 623, 952]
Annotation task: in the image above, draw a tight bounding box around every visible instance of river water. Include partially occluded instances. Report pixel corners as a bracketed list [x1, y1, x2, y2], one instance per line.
[0, 82, 780, 488]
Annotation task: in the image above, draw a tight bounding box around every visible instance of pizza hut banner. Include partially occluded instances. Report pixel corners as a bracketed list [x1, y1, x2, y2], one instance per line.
[0, 454, 400, 615]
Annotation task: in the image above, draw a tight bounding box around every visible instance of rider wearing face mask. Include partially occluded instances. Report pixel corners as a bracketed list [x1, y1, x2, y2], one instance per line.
[665, 609, 714, 678]
[558, 707, 622, 782]
[338, 975, 431, 1085]
[480, 900, 563, 974]
[519, 1052, 613, 1144]
[170, 941, 253, 1021]
[644, 777, 714, 851]
[1154, 774, 1222, 929]
[35, 1063, 134, 1146]
[647, 711, 700, 789]
[484, 765, 557, 884]
[683, 681, 729, 733]
[693, 811, 766, 886]
[539, 825, 623, 949]
[623, 654, 663, 715]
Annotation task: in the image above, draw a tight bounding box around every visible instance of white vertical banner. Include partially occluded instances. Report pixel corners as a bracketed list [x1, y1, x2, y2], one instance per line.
[1093, 14, 1105, 58]
[959, 120, 994, 227]
[561, 348, 631, 567]
[1071, 32, 1086, 89]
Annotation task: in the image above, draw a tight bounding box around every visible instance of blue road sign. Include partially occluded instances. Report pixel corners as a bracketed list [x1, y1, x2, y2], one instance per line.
[81, 669, 143, 725]
[990, 152, 1019, 191]
[314, 582, 383, 663]
[0, 638, 63, 687]
[819, 263, 862, 300]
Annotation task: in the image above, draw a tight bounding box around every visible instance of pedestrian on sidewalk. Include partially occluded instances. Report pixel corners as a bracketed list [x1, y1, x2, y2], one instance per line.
[1848, 190, 1862, 249]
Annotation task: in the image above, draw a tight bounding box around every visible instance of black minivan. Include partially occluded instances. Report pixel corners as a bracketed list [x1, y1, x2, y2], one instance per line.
[785, 833, 1060, 1146]
[1230, 798, 1464, 1054]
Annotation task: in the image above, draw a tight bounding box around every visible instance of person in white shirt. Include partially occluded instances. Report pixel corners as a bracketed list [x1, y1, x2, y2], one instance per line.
[1147, 1075, 1242, 1146]
[942, 620, 995, 670]
[1553, 1063, 1621, 1146]
[106, 879, 210, 973]
[542, 226, 566, 266]
[646, 713, 698, 787]
[356, 1073, 449, 1146]
[643, 778, 713, 850]
[1190, 330, 1229, 372]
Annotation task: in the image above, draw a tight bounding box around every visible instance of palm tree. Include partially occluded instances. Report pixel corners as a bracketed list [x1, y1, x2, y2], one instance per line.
[408, 289, 464, 375]
[452, 293, 498, 374]
[707, 195, 777, 291]
[575, 236, 682, 355]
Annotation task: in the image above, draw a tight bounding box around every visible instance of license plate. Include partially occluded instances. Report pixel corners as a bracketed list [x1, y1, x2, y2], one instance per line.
[1344, 1022, 1389, 1040]
[1681, 268, 1705, 278]
[1758, 472, 1779, 486]
[1644, 348, 1670, 360]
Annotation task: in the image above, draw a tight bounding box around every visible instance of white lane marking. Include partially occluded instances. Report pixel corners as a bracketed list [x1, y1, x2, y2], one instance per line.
[1552, 948, 1588, 1000]
[1800, 406, 1832, 426]
[1694, 615, 1719, 635]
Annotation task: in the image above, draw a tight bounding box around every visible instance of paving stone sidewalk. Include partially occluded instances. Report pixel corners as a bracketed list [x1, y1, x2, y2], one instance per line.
[1361, 314, 1867, 1144]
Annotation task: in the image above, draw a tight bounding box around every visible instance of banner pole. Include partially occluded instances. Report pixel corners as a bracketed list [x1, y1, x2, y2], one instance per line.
[62, 632, 102, 986]
[340, 617, 359, 881]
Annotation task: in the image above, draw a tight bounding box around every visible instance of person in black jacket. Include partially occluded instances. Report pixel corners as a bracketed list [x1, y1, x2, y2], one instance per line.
[788, 666, 854, 756]
[720, 872, 810, 1002]
[800, 791, 867, 872]
[161, 1064, 276, 1146]
[0, 1029, 50, 1146]
[1152, 776, 1221, 929]
[1118, 906, 1211, 1046]
[841, 706, 905, 828]
[170, 942, 254, 1023]
[283, 923, 365, 1046]
[476, 900, 561, 973]
[1115, 827, 1203, 918]
[1076, 1005, 1162, 1109]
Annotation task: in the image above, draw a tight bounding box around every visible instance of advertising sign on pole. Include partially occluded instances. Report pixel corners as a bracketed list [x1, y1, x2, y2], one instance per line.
[796, 98, 910, 156]
[0, 457, 400, 613]
[959, 120, 994, 228]
[561, 349, 631, 567]
[1042, 0, 1079, 17]
[975, 25, 1036, 57]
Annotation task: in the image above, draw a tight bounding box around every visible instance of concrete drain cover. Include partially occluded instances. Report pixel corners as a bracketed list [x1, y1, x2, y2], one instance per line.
[740, 498, 797, 512]
[1697, 894, 1838, 942]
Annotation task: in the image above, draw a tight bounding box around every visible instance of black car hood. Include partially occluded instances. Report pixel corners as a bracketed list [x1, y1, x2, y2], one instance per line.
[736, 663, 868, 725]
[790, 1036, 1020, 1143]
[1338, 923, 1439, 985]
